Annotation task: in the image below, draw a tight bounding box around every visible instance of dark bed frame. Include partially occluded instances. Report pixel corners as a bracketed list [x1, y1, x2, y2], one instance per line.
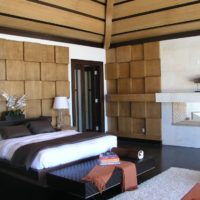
[0, 116, 54, 187]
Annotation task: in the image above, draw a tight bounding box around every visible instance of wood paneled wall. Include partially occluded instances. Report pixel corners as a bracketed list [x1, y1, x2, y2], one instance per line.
[106, 41, 161, 141]
[0, 39, 70, 127]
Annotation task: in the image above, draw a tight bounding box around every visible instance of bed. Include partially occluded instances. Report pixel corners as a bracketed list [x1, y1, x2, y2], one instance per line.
[0, 117, 117, 186]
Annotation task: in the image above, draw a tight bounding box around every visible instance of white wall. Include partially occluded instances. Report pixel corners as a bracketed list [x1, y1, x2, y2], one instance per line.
[160, 36, 200, 148]
[0, 34, 107, 129]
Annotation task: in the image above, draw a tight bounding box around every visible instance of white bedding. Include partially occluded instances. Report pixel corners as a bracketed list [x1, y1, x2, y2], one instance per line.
[0, 130, 117, 170]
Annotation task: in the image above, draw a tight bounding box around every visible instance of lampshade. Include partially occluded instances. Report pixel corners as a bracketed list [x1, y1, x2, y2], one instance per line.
[53, 97, 69, 109]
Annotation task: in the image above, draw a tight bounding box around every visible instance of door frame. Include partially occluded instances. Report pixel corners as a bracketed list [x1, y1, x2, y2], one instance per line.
[71, 59, 104, 132]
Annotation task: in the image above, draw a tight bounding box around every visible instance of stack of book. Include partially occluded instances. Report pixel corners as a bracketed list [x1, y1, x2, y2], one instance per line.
[99, 151, 120, 165]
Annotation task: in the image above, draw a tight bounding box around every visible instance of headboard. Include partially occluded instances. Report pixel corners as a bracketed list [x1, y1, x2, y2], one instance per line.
[0, 116, 52, 127]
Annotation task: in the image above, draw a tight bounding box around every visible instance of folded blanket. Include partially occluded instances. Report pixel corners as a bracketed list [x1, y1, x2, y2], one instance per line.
[82, 161, 137, 193]
[111, 147, 144, 160]
[181, 182, 200, 200]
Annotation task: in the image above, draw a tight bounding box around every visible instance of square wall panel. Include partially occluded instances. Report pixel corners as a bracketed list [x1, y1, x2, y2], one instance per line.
[118, 78, 132, 94]
[55, 46, 69, 64]
[132, 78, 145, 93]
[106, 80, 117, 94]
[131, 44, 144, 60]
[25, 62, 40, 81]
[118, 102, 131, 117]
[42, 99, 57, 117]
[146, 118, 161, 136]
[56, 64, 68, 80]
[106, 48, 116, 63]
[0, 39, 23, 60]
[131, 102, 146, 118]
[56, 81, 70, 97]
[0, 81, 24, 97]
[0, 101, 7, 119]
[25, 100, 41, 118]
[132, 118, 145, 134]
[116, 46, 132, 63]
[145, 60, 161, 77]
[6, 60, 25, 80]
[25, 81, 42, 100]
[144, 42, 160, 60]
[118, 117, 132, 137]
[146, 102, 161, 118]
[24, 42, 54, 62]
[130, 61, 145, 78]
[145, 77, 161, 93]
[41, 63, 57, 81]
[105, 63, 118, 80]
[107, 117, 118, 132]
[118, 63, 130, 78]
[106, 102, 118, 117]
[0, 60, 6, 80]
[42, 81, 55, 99]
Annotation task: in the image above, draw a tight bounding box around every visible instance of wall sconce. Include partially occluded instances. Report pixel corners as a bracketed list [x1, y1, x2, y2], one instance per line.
[53, 96, 69, 129]
[193, 78, 200, 92]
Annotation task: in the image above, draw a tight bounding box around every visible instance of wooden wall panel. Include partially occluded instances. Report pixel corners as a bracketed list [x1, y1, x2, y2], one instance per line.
[107, 117, 118, 132]
[131, 44, 144, 60]
[25, 81, 42, 100]
[0, 81, 24, 97]
[41, 99, 57, 117]
[146, 118, 161, 136]
[116, 46, 132, 63]
[42, 81, 55, 99]
[6, 60, 25, 80]
[55, 46, 69, 64]
[106, 80, 117, 94]
[145, 77, 161, 93]
[24, 42, 55, 62]
[118, 78, 132, 94]
[0, 101, 7, 119]
[25, 100, 41, 118]
[132, 78, 145, 93]
[118, 117, 132, 136]
[25, 62, 41, 81]
[145, 60, 161, 76]
[0, 39, 23, 60]
[130, 61, 145, 78]
[144, 42, 160, 60]
[0, 60, 6, 80]
[56, 81, 70, 97]
[132, 118, 145, 134]
[131, 102, 146, 118]
[118, 63, 129, 78]
[0, 39, 70, 126]
[106, 48, 116, 63]
[56, 64, 68, 80]
[106, 102, 118, 117]
[106, 41, 161, 141]
[146, 102, 161, 118]
[118, 102, 131, 117]
[41, 63, 57, 81]
[105, 63, 118, 80]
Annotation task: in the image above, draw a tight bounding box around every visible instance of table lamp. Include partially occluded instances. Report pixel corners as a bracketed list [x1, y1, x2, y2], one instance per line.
[53, 96, 69, 129]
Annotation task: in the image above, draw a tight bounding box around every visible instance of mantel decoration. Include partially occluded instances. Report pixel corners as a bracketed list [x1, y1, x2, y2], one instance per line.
[193, 78, 200, 92]
[0, 91, 27, 121]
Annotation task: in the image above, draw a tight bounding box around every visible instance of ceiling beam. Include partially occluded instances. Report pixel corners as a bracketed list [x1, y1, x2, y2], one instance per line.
[104, 0, 114, 49]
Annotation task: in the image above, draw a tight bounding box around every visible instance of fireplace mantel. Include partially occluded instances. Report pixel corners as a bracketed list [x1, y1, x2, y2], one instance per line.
[156, 93, 200, 102]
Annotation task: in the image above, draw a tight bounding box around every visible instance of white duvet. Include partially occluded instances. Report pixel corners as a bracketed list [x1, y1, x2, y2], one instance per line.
[0, 130, 117, 170]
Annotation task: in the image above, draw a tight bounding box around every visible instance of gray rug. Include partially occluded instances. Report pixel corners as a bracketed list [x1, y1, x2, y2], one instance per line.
[110, 167, 200, 200]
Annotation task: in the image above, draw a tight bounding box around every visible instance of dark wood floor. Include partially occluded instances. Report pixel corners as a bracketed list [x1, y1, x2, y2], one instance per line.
[1, 138, 200, 200]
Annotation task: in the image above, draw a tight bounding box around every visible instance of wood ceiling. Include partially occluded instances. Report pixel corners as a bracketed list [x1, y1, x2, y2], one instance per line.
[0, 0, 199, 48]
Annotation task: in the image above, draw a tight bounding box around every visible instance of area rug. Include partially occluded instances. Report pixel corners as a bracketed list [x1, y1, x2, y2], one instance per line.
[110, 167, 200, 200]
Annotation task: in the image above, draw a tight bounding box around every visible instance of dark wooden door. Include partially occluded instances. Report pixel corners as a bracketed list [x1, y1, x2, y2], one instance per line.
[71, 59, 104, 132]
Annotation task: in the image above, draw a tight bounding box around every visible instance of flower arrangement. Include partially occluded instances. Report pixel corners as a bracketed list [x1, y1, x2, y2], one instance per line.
[0, 91, 27, 120]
